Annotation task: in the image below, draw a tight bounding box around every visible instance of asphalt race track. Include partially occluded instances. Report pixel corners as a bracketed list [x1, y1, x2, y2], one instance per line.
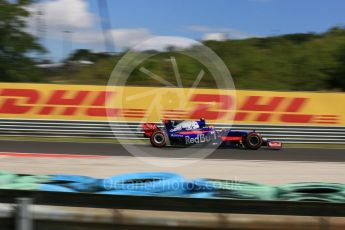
[0, 140, 344, 162]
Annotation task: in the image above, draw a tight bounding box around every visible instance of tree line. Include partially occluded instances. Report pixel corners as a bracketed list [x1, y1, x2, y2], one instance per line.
[1, 0, 345, 91]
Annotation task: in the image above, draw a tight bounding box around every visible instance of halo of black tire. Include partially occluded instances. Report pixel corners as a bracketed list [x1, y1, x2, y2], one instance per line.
[150, 130, 167, 147]
[244, 132, 263, 150]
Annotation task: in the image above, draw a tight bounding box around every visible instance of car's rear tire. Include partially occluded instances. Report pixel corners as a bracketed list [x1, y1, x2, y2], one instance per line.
[244, 132, 262, 150]
[150, 131, 167, 147]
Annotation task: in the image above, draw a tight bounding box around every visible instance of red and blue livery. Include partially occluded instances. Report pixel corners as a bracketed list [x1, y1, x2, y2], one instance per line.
[142, 119, 282, 150]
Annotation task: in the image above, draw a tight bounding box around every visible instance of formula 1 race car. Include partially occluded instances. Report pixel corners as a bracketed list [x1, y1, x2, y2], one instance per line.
[142, 119, 282, 150]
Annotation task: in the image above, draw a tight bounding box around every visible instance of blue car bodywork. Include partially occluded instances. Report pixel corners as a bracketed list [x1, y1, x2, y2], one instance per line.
[143, 119, 282, 150]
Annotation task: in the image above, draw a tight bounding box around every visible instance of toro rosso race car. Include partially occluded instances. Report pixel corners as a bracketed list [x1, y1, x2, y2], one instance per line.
[142, 119, 282, 150]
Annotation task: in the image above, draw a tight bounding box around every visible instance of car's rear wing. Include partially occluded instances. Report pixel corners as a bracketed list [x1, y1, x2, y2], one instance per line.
[142, 123, 159, 138]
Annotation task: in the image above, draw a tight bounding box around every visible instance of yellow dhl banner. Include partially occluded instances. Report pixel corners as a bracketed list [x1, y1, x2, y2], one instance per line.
[0, 83, 344, 126]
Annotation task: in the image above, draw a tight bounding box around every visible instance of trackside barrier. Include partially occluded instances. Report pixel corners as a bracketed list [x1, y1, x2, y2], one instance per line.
[0, 83, 344, 144]
[191, 179, 277, 200]
[1, 189, 345, 217]
[1, 172, 345, 229]
[277, 182, 345, 202]
[1, 171, 345, 202]
[0, 83, 344, 125]
[0, 119, 345, 144]
[2, 192, 344, 230]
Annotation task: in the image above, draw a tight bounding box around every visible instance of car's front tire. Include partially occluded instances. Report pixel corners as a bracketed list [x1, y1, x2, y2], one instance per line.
[150, 131, 167, 147]
[244, 132, 263, 150]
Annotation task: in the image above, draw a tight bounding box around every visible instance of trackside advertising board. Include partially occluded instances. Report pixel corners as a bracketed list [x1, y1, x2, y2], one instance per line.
[0, 83, 344, 126]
